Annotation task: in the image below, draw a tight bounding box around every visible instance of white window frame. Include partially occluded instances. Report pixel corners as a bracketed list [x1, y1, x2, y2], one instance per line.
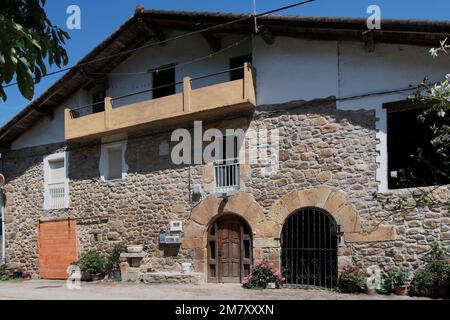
[99, 141, 128, 182]
[43, 152, 70, 210]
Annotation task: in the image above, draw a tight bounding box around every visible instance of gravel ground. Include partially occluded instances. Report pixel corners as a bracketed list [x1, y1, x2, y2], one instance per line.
[0, 280, 431, 300]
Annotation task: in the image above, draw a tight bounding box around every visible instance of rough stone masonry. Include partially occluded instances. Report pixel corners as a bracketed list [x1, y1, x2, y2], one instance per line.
[3, 98, 450, 279]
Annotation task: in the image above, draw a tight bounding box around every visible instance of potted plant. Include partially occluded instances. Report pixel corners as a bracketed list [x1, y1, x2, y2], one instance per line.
[336, 265, 366, 294]
[410, 243, 450, 299]
[76, 250, 105, 281]
[388, 268, 411, 296]
[242, 261, 284, 290]
[377, 274, 392, 295]
[127, 239, 145, 253]
[410, 269, 435, 297]
[105, 243, 126, 281]
[0, 264, 11, 281]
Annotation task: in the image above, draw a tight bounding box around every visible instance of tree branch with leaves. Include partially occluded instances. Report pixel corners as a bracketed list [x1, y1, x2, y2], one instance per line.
[0, 0, 70, 101]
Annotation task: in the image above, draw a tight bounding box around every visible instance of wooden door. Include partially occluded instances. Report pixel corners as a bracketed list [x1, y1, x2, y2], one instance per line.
[39, 219, 78, 279]
[218, 219, 242, 283]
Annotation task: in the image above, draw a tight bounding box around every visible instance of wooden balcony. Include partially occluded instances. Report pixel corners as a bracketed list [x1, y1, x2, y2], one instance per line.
[64, 63, 256, 141]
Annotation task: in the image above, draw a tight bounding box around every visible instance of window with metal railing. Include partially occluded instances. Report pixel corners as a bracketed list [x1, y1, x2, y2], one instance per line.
[214, 135, 241, 194]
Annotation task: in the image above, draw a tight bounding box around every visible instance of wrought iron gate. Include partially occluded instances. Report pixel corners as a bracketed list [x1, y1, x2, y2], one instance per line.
[281, 207, 338, 289]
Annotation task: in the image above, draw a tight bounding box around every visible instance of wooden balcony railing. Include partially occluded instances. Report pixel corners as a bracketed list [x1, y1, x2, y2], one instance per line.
[65, 63, 256, 141]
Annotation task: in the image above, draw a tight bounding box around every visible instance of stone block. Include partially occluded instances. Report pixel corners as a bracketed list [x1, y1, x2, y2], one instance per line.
[345, 226, 396, 243]
[253, 238, 280, 249]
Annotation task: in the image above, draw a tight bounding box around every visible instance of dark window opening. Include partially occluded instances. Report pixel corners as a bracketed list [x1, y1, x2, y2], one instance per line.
[153, 65, 176, 99]
[387, 103, 450, 189]
[91, 90, 106, 114]
[209, 241, 216, 259]
[243, 240, 250, 259]
[230, 54, 252, 81]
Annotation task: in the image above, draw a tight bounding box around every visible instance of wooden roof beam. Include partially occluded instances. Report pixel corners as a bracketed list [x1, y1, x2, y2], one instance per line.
[138, 18, 166, 45]
[362, 30, 375, 52]
[258, 25, 275, 45]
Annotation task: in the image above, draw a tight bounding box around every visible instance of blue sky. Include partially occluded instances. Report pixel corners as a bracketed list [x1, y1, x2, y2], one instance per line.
[1, 0, 449, 126]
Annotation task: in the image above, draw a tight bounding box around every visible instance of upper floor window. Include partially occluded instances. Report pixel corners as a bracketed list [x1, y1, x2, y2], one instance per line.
[230, 54, 252, 81]
[91, 90, 106, 114]
[386, 101, 450, 189]
[44, 152, 69, 210]
[100, 141, 128, 182]
[153, 65, 176, 99]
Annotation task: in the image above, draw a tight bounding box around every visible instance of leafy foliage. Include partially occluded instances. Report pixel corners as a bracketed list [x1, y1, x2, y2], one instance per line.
[75, 251, 105, 276]
[0, 0, 70, 101]
[388, 268, 411, 286]
[104, 243, 126, 275]
[336, 265, 367, 293]
[410, 243, 450, 298]
[396, 38, 450, 188]
[243, 261, 284, 289]
[0, 264, 12, 281]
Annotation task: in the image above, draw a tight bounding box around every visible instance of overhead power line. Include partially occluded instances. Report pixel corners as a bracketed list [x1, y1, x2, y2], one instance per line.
[3, 0, 316, 89]
[91, 35, 251, 76]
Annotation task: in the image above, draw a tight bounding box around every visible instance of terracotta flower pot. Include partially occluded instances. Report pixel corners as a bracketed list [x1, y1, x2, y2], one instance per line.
[393, 285, 408, 296]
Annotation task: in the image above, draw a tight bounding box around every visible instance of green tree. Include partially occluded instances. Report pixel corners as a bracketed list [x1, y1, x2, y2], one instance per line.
[0, 0, 70, 101]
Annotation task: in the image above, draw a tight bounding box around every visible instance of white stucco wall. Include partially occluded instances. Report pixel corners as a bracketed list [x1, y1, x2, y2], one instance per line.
[253, 37, 339, 105]
[10, 33, 450, 192]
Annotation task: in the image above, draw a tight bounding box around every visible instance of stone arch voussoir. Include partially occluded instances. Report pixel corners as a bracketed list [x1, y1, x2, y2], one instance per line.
[269, 187, 395, 243]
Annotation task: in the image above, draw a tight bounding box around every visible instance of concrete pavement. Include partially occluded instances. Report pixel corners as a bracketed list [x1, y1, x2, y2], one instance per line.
[0, 280, 430, 300]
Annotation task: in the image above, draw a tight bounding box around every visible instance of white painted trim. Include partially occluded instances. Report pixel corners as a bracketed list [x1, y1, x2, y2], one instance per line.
[99, 140, 128, 182]
[43, 151, 70, 210]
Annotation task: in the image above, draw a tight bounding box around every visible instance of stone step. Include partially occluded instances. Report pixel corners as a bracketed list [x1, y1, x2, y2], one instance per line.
[140, 272, 206, 285]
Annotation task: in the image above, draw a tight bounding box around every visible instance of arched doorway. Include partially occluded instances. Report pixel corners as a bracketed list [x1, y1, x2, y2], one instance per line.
[281, 207, 338, 289]
[207, 215, 252, 283]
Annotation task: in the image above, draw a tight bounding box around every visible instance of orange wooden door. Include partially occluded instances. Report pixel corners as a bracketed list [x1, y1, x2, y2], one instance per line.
[39, 220, 78, 279]
[218, 219, 241, 283]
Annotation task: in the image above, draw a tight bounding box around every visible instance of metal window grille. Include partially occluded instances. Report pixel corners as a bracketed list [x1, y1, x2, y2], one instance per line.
[214, 158, 240, 194]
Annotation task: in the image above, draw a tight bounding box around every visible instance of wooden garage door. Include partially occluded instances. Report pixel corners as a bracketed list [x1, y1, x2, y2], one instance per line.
[39, 219, 78, 279]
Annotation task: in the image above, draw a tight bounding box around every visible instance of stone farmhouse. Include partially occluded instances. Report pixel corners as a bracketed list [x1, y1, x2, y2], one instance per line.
[0, 8, 450, 286]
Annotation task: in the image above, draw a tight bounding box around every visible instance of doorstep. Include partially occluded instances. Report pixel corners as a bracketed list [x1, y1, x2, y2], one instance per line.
[140, 272, 206, 285]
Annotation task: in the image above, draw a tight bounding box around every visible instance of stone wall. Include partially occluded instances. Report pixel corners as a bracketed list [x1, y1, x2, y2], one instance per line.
[3, 98, 450, 279]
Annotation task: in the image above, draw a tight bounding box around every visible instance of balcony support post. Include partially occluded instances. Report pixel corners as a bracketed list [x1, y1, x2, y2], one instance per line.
[183, 77, 192, 112]
[64, 108, 71, 140]
[243, 63, 256, 105]
[104, 97, 112, 129]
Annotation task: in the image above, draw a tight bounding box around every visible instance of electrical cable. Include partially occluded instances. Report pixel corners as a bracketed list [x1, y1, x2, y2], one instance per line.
[2, 0, 316, 89]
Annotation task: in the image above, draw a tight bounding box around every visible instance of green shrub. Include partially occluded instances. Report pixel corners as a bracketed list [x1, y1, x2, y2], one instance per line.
[76, 251, 105, 276]
[410, 243, 450, 298]
[243, 261, 284, 289]
[388, 268, 411, 286]
[410, 269, 435, 297]
[0, 264, 11, 281]
[337, 265, 366, 293]
[104, 243, 126, 275]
